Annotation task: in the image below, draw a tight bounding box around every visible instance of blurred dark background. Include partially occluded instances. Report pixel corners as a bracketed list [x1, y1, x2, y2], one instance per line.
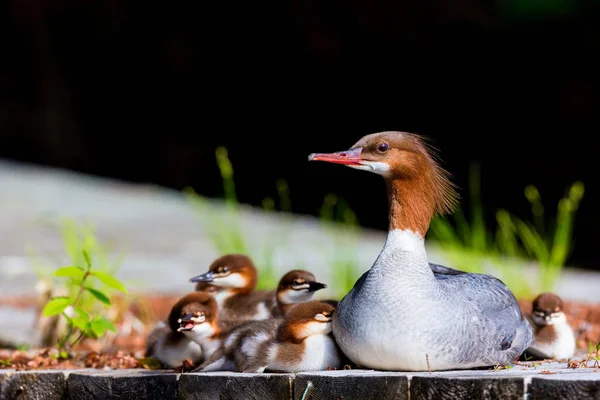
[1, 0, 598, 270]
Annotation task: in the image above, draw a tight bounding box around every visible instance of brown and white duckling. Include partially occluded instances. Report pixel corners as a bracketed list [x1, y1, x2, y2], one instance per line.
[144, 294, 211, 368]
[524, 292, 576, 360]
[189, 254, 267, 325]
[190, 255, 327, 326]
[197, 301, 344, 373]
[169, 292, 223, 362]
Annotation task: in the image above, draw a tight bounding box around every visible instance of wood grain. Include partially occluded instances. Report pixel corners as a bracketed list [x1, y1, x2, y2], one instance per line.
[529, 376, 600, 400]
[179, 373, 294, 400]
[1, 372, 66, 400]
[66, 371, 178, 400]
[410, 376, 524, 400]
[294, 372, 408, 400]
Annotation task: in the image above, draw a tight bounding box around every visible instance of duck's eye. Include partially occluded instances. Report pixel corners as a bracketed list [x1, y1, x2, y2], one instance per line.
[222, 267, 229, 273]
[292, 279, 303, 285]
[377, 143, 389, 153]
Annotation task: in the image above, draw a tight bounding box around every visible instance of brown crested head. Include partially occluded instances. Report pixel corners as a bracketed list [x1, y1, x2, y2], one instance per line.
[309, 131, 459, 235]
[167, 292, 218, 333]
[278, 301, 335, 343]
[532, 292, 564, 313]
[188, 254, 257, 294]
[277, 270, 327, 293]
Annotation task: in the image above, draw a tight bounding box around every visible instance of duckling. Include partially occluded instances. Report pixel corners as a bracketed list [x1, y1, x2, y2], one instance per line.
[144, 294, 211, 369]
[197, 301, 344, 373]
[524, 292, 576, 360]
[170, 291, 224, 362]
[189, 254, 269, 325]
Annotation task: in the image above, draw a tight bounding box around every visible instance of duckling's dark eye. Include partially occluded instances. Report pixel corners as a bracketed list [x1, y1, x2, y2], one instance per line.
[222, 267, 229, 273]
[377, 143, 389, 153]
[292, 280, 302, 285]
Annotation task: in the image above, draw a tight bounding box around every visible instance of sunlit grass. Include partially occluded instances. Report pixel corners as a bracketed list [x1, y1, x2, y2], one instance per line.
[428, 163, 584, 299]
[318, 193, 363, 299]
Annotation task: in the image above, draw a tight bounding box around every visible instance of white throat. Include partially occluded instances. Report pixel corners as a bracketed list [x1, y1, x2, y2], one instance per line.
[373, 229, 430, 270]
[348, 161, 390, 175]
[214, 289, 235, 308]
[213, 273, 247, 288]
[278, 290, 315, 305]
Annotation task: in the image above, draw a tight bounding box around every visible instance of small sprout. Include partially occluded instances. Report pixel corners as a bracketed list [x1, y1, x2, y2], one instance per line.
[40, 227, 127, 352]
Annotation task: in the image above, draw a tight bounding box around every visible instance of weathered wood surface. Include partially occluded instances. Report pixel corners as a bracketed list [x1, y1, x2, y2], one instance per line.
[66, 370, 179, 400]
[179, 372, 294, 400]
[0, 362, 599, 400]
[410, 376, 524, 400]
[0, 371, 66, 400]
[294, 371, 408, 400]
[528, 373, 600, 400]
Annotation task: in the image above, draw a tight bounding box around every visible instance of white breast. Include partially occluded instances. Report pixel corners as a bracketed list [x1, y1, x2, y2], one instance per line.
[534, 322, 576, 360]
[154, 336, 203, 368]
[270, 335, 342, 372]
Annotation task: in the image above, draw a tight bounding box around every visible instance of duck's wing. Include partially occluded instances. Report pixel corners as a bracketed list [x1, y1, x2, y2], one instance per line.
[435, 265, 532, 354]
[429, 262, 467, 276]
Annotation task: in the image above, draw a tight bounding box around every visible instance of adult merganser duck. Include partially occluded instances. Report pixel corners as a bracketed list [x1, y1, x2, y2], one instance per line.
[190, 255, 328, 327]
[524, 292, 576, 360]
[196, 301, 344, 373]
[308, 131, 533, 371]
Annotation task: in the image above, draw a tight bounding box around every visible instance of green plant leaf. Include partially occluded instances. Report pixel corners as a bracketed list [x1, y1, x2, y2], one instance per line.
[90, 317, 117, 337]
[74, 307, 90, 320]
[82, 250, 92, 268]
[71, 317, 88, 331]
[53, 266, 85, 279]
[71, 308, 90, 331]
[89, 271, 127, 293]
[85, 287, 111, 305]
[42, 297, 73, 316]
